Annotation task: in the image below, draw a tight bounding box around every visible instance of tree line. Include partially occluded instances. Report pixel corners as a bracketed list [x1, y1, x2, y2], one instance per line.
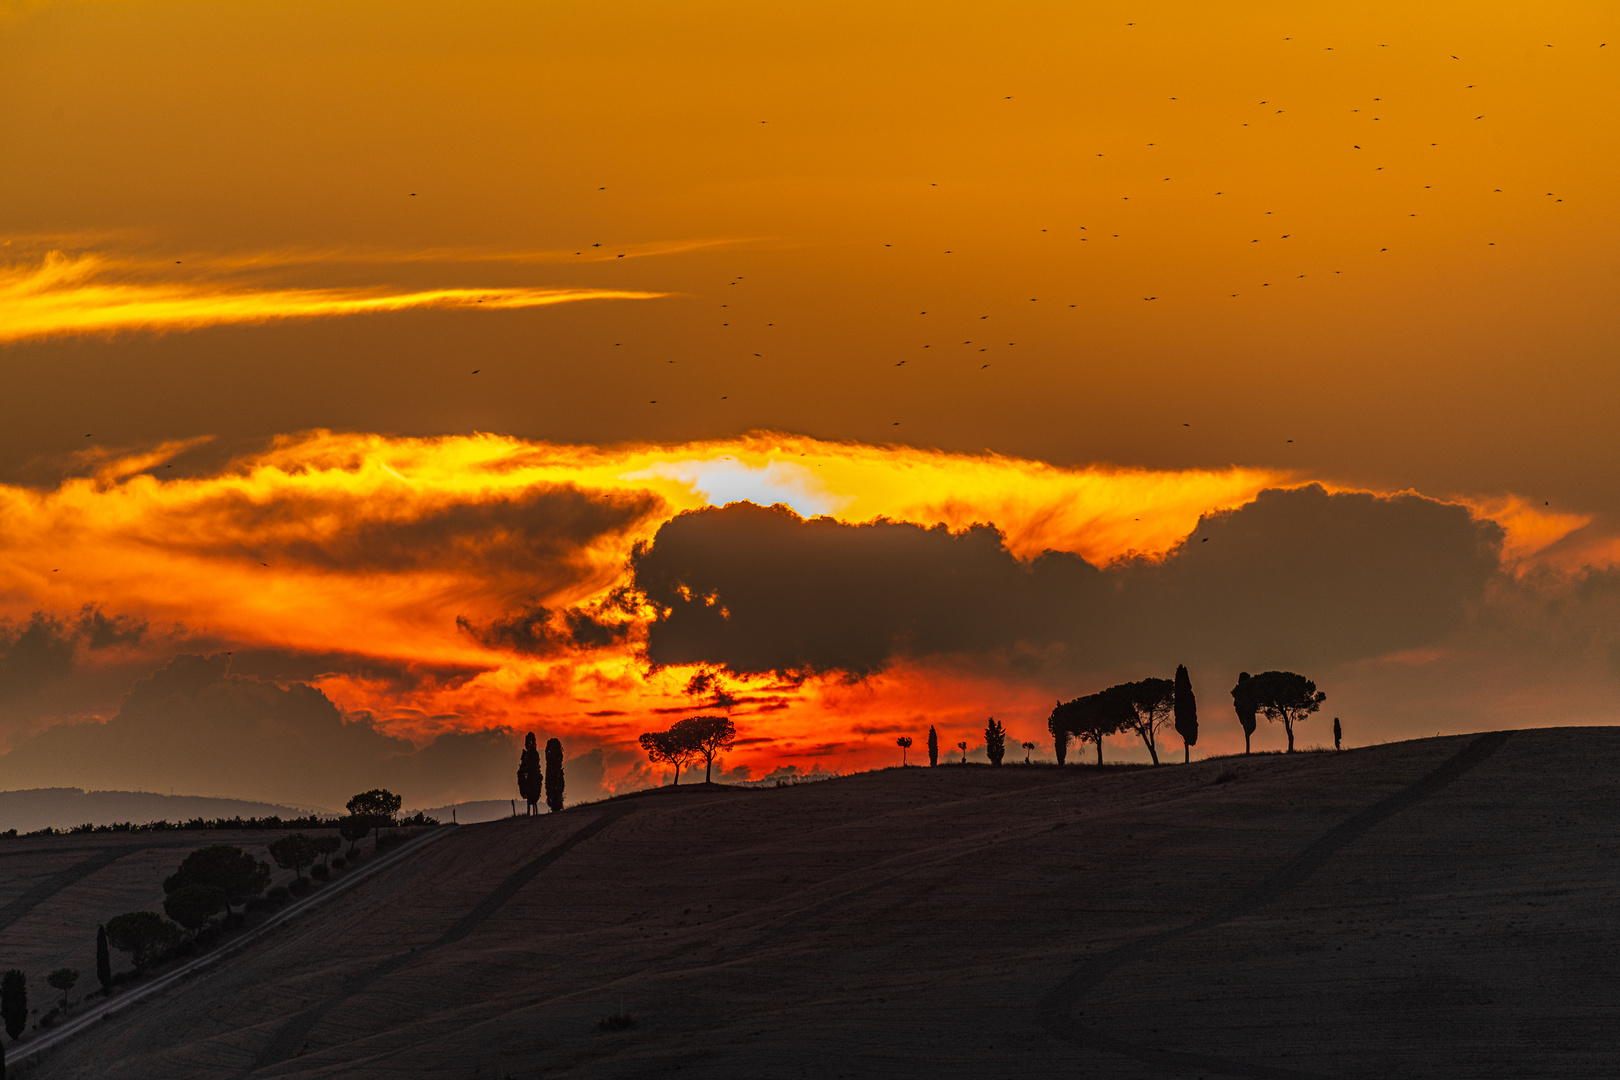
[870, 667, 1329, 771]
[1047, 667, 1327, 764]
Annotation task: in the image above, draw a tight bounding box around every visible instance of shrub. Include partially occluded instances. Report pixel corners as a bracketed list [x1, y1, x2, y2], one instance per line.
[310, 864, 330, 882]
[288, 877, 312, 896]
[267, 885, 290, 904]
[330, 856, 347, 871]
[598, 1011, 636, 1031]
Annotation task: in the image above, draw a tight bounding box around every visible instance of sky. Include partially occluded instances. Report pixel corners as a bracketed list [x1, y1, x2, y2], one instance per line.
[0, 0, 1616, 810]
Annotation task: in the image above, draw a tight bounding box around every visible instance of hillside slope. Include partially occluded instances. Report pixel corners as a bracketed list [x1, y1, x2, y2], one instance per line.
[16, 728, 1620, 1079]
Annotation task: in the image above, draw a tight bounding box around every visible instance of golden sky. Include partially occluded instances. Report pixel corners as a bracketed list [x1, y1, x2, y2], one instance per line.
[0, 1, 1616, 805]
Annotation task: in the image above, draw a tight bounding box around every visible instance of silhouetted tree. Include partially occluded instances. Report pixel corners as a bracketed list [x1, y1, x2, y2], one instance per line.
[346, 789, 402, 841]
[545, 737, 565, 811]
[1231, 672, 1259, 754]
[897, 735, 913, 765]
[1047, 701, 1072, 765]
[985, 717, 1006, 765]
[1249, 671, 1326, 752]
[957, 740, 968, 763]
[0, 970, 24, 1041]
[46, 969, 77, 1014]
[267, 833, 321, 882]
[314, 835, 341, 867]
[163, 844, 270, 915]
[518, 732, 544, 815]
[1334, 717, 1342, 751]
[1173, 664, 1198, 764]
[338, 815, 371, 854]
[1021, 740, 1036, 764]
[95, 925, 111, 992]
[639, 729, 696, 785]
[104, 912, 181, 974]
[670, 716, 737, 783]
[927, 725, 939, 766]
[164, 884, 227, 934]
[1062, 691, 1129, 766]
[1111, 678, 1175, 765]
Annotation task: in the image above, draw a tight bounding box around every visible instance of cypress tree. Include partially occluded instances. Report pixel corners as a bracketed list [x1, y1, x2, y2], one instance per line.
[0, 969, 26, 1042]
[926, 725, 939, 767]
[984, 717, 1006, 765]
[96, 924, 112, 992]
[517, 732, 544, 815]
[544, 738, 565, 812]
[1173, 664, 1198, 763]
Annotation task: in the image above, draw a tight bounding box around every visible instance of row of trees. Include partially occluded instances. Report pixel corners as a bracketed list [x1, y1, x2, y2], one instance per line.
[638, 717, 738, 785]
[1047, 667, 1325, 764]
[517, 733, 566, 815]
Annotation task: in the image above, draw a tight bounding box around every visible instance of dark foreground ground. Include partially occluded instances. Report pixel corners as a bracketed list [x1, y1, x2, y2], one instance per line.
[10, 727, 1618, 1079]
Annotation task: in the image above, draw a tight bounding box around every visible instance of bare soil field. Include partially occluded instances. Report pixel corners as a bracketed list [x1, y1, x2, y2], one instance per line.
[0, 828, 348, 997]
[8, 727, 1618, 1079]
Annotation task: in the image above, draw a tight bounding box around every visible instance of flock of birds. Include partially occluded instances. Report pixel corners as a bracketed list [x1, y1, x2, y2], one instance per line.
[404, 34, 1600, 441]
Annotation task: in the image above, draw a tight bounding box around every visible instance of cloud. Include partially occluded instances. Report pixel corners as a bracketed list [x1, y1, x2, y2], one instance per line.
[0, 251, 668, 342]
[0, 606, 155, 749]
[0, 654, 528, 809]
[633, 485, 1504, 678]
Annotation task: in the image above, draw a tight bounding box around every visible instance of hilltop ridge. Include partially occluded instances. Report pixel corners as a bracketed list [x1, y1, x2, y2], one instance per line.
[7, 728, 1617, 1079]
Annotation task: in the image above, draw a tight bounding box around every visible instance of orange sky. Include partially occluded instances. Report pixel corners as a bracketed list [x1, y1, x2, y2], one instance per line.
[0, 1, 1616, 802]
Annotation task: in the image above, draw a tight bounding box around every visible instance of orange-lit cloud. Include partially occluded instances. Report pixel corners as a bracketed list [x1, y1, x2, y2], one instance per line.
[0, 429, 1601, 798]
[0, 251, 668, 342]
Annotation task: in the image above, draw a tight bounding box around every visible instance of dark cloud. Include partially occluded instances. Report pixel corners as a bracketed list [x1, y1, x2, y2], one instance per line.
[632, 487, 1504, 679]
[180, 483, 662, 586]
[633, 502, 1107, 675]
[224, 648, 488, 692]
[0, 654, 532, 810]
[0, 606, 147, 705]
[456, 602, 634, 657]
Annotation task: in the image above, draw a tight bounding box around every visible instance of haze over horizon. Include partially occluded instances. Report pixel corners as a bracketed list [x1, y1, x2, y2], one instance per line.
[1, 0, 1616, 809]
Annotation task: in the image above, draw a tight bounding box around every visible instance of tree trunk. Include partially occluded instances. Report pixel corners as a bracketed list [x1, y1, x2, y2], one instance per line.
[705, 754, 714, 783]
[1184, 743, 1190, 764]
[1244, 730, 1251, 754]
[1285, 718, 1295, 752]
[1096, 739, 1103, 766]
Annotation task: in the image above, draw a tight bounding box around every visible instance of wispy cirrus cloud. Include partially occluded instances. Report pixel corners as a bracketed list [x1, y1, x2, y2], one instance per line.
[0, 251, 669, 343]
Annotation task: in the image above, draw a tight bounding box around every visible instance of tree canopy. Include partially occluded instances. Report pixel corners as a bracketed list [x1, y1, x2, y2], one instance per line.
[1230, 672, 1260, 754]
[1247, 670, 1326, 752]
[1173, 664, 1198, 763]
[669, 715, 738, 784]
[105, 911, 182, 973]
[639, 728, 696, 785]
[926, 725, 939, 767]
[1046, 701, 1072, 765]
[163, 884, 227, 933]
[984, 717, 1006, 765]
[517, 732, 544, 812]
[544, 737, 565, 812]
[1113, 678, 1176, 765]
[267, 833, 322, 881]
[162, 844, 270, 912]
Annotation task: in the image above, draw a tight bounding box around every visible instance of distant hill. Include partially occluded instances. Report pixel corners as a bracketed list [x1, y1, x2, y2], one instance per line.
[0, 787, 331, 832]
[412, 798, 524, 824]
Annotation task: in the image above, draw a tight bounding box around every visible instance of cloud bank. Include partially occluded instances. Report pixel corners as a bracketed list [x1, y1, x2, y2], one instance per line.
[0, 430, 1607, 801]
